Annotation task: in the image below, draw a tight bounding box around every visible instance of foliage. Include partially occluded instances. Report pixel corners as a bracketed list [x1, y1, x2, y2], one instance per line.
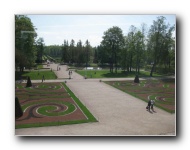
[15, 82, 97, 128]
[26, 76, 32, 87]
[36, 38, 44, 63]
[15, 70, 57, 80]
[76, 69, 163, 78]
[15, 97, 23, 119]
[44, 45, 62, 58]
[105, 79, 175, 113]
[101, 26, 125, 73]
[94, 45, 110, 65]
[120, 25, 146, 74]
[147, 16, 175, 76]
[15, 15, 37, 72]
[62, 82, 97, 122]
[30, 16, 175, 76]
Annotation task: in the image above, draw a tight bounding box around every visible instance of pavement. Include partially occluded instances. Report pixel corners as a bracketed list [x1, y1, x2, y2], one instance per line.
[15, 63, 176, 136]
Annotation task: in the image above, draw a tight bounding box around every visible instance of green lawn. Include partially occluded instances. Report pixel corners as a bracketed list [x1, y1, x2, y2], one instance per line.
[105, 79, 175, 113]
[15, 70, 57, 80]
[76, 69, 165, 78]
[37, 64, 43, 69]
[15, 82, 97, 129]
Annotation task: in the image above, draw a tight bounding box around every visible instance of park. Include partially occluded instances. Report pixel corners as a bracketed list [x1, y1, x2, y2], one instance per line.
[15, 15, 175, 135]
[15, 63, 175, 135]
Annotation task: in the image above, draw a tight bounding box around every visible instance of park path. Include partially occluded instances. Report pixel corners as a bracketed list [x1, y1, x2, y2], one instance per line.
[15, 63, 175, 135]
[47, 63, 84, 80]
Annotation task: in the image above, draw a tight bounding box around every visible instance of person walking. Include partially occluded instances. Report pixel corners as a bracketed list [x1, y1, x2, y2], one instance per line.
[150, 99, 155, 112]
[68, 71, 71, 79]
[147, 100, 151, 112]
[42, 75, 45, 82]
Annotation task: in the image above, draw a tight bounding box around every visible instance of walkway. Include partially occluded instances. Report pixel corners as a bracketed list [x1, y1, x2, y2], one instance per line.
[15, 63, 175, 135]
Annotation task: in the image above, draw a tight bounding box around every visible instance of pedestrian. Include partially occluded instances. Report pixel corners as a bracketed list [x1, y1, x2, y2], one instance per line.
[147, 100, 151, 112]
[42, 75, 45, 82]
[68, 71, 71, 79]
[150, 99, 155, 111]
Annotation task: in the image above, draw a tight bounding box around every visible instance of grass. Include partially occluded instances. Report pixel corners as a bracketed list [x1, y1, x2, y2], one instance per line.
[15, 82, 97, 129]
[105, 78, 175, 113]
[16, 120, 94, 129]
[15, 70, 57, 80]
[76, 69, 165, 78]
[62, 82, 97, 122]
[37, 64, 43, 69]
[37, 101, 76, 116]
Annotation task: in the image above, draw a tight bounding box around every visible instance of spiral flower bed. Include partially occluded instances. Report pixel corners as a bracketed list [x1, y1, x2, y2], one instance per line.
[15, 82, 97, 128]
[105, 78, 175, 113]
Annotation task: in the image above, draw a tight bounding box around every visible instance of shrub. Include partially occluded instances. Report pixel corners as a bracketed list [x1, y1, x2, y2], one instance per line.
[26, 76, 32, 87]
[15, 97, 23, 119]
[134, 75, 140, 83]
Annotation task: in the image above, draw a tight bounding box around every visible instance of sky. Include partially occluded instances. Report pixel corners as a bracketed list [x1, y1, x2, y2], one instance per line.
[28, 15, 176, 47]
[2, 0, 190, 148]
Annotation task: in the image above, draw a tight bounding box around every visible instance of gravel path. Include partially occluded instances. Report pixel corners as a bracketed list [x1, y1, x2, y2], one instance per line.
[15, 63, 175, 136]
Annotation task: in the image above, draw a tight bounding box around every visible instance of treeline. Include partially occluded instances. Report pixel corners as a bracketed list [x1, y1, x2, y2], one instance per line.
[45, 16, 175, 76]
[44, 40, 94, 66]
[44, 45, 62, 58]
[15, 15, 175, 76]
[15, 15, 45, 72]
[98, 16, 175, 76]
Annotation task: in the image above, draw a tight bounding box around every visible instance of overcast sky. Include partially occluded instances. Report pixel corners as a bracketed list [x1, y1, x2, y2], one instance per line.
[28, 15, 176, 47]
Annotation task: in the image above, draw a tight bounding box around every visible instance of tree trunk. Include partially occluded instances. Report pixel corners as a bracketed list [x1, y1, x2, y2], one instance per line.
[19, 65, 24, 72]
[168, 57, 171, 72]
[127, 64, 129, 72]
[150, 63, 156, 77]
[130, 54, 132, 72]
[115, 52, 117, 73]
[138, 60, 140, 74]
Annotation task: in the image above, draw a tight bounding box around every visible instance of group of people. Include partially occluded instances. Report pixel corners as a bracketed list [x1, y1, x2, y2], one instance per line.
[147, 99, 155, 112]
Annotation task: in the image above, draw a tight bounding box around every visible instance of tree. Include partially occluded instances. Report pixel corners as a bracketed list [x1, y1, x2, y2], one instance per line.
[96, 45, 109, 65]
[134, 31, 144, 75]
[26, 76, 32, 87]
[36, 38, 44, 63]
[120, 25, 146, 75]
[120, 36, 129, 73]
[61, 40, 70, 63]
[76, 40, 84, 64]
[101, 26, 124, 73]
[15, 15, 37, 72]
[93, 47, 98, 63]
[70, 39, 75, 63]
[85, 40, 91, 68]
[160, 25, 175, 72]
[15, 97, 23, 119]
[147, 16, 175, 76]
[44, 45, 62, 58]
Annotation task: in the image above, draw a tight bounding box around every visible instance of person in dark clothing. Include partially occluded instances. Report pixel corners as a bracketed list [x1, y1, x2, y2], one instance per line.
[42, 75, 45, 82]
[147, 100, 151, 112]
[150, 99, 155, 112]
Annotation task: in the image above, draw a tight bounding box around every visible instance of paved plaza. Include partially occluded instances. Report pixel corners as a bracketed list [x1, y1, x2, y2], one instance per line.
[15, 63, 175, 136]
